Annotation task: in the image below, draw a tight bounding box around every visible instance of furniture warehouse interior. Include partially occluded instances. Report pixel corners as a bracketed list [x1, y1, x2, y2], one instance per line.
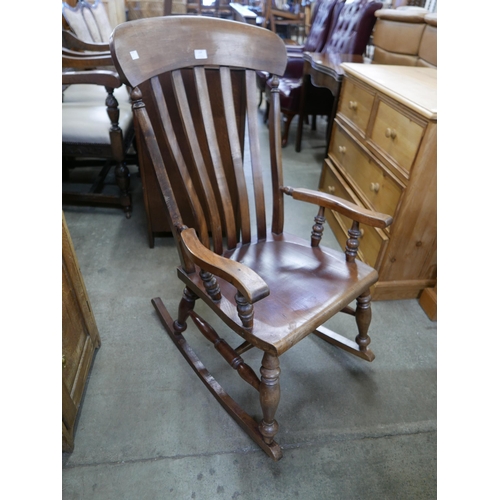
[62, 0, 438, 495]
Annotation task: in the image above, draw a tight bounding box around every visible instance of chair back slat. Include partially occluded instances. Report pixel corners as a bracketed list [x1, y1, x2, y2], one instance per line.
[220, 67, 252, 245]
[245, 70, 267, 241]
[110, 16, 289, 265]
[268, 76, 285, 235]
[172, 69, 225, 254]
[150, 76, 210, 248]
[193, 66, 238, 250]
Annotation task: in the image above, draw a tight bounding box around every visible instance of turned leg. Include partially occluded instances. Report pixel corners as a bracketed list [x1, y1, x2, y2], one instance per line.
[173, 287, 197, 333]
[281, 112, 295, 147]
[259, 352, 280, 445]
[355, 289, 372, 352]
[114, 161, 132, 218]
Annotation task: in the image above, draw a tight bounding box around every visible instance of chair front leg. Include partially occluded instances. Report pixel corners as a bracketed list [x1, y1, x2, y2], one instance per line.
[174, 287, 197, 333]
[259, 352, 281, 445]
[355, 289, 372, 352]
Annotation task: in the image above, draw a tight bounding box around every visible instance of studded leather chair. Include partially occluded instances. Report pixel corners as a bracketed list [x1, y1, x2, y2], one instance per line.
[256, 0, 342, 107]
[267, 0, 381, 149]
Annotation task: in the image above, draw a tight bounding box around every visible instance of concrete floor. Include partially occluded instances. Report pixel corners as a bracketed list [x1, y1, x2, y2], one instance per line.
[62, 107, 437, 499]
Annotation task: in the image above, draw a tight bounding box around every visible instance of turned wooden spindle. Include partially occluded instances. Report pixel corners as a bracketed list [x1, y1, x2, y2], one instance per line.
[106, 86, 131, 217]
[173, 287, 197, 332]
[259, 352, 280, 445]
[189, 311, 261, 391]
[355, 289, 372, 352]
[235, 291, 254, 329]
[199, 269, 222, 301]
[311, 206, 326, 247]
[345, 220, 362, 262]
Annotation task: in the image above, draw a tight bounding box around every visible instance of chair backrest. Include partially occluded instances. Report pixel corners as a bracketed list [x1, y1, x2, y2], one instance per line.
[371, 8, 436, 67]
[303, 0, 344, 52]
[62, 0, 113, 43]
[110, 16, 288, 260]
[417, 13, 437, 67]
[322, 0, 382, 57]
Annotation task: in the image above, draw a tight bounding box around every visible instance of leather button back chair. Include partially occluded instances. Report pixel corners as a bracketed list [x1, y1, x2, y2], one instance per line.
[110, 15, 392, 460]
[256, 0, 342, 109]
[269, 0, 381, 150]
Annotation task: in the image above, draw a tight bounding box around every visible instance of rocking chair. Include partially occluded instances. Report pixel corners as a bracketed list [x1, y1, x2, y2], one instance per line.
[110, 15, 392, 460]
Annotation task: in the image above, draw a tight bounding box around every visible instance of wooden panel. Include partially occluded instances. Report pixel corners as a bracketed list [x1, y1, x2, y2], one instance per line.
[320, 159, 388, 269]
[62, 264, 88, 391]
[419, 284, 437, 321]
[330, 125, 403, 221]
[370, 100, 424, 173]
[377, 121, 437, 283]
[340, 64, 437, 120]
[337, 78, 375, 135]
[62, 212, 101, 451]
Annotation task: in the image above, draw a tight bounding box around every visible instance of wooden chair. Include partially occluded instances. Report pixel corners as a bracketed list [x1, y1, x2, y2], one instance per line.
[62, 52, 134, 217]
[110, 15, 392, 460]
[62, 0, 113, 44]
[261, 0, 306, 42]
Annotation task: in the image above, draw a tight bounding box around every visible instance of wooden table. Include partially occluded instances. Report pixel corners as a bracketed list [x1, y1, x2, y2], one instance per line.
[296, 52, 363, 153]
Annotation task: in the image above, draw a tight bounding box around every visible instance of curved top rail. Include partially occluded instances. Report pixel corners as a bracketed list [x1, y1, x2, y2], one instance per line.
[110, 16, 288, 87]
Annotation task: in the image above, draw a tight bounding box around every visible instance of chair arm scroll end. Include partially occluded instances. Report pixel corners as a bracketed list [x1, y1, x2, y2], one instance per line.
[180, 229, 270, 304]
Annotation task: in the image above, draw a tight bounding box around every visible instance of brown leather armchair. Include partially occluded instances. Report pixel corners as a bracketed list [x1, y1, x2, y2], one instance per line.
[371, 9, 437, 67]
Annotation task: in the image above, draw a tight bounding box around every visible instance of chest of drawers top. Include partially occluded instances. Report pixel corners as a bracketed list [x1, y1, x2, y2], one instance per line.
[340, 63, 437, 121]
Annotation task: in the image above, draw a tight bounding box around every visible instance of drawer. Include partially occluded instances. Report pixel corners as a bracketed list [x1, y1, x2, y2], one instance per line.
[337, 78, 374, 134]
[330, 126, 403, 220]
[370, 100, 424, 173]
[320, 159, 388, 269]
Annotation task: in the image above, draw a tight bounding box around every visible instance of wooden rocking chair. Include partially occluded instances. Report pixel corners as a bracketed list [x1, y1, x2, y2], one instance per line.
[110, 16, 392, 460]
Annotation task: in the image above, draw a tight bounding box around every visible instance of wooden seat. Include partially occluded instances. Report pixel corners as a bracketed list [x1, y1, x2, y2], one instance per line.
[110, 15, 392, 460]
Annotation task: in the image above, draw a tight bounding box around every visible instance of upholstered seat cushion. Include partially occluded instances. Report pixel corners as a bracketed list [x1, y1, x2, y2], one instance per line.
[62, 83, 130, 104]
[62, 85, 133, 144]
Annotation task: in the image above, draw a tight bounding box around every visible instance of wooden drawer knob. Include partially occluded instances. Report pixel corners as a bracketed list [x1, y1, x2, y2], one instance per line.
[360, 228, 365, 238]
[370, 182, 380, 193]
[327, 185, 335, 194]
[385, 128, 397, 139]
[62, 355, 67, 368]
[348, 101, 358, 111]
[338, 146, 346, 154]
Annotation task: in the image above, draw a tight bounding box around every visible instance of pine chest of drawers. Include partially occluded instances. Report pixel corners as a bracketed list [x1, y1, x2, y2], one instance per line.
[319, 63, 437, 300]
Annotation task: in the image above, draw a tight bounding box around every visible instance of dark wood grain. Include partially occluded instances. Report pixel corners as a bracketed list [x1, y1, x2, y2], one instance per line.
[110, 16, 393, 461]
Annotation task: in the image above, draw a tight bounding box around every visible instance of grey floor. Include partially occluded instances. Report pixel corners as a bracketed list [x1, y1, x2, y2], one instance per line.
[62, 105, 437, 499]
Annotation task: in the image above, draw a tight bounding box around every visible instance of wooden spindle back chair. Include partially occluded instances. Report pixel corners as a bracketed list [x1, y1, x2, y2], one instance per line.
[110, 15, 392, 460]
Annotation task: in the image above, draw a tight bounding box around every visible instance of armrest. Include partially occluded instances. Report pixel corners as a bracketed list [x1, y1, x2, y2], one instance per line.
[180, 228, 270, 304]
[63, 51, 115, 69]
[281, 186, 393, 229]
[62, 70, 122, 89]
[62, 29, 110, 52]
[63, 47, 103, 57]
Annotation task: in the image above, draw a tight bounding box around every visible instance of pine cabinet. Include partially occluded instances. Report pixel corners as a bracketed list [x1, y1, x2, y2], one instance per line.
[319, 64, 437, 300]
